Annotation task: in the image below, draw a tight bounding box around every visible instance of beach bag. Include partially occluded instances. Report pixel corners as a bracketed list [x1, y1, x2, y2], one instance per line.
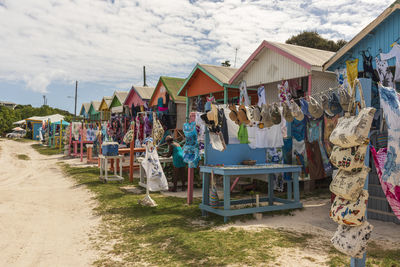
[152, 113, 164, 145]
[330, 79, 376, 148]
[331, 221, 373, 258]
[329, 144, 368, 171]
[330, 190, 368, 226]
[330, 166, 370, 201]
[123, 129, 134, 144]
[282, 101, 294, 122]
[308, 96, 323, 119]
[210, 171, 219, 207]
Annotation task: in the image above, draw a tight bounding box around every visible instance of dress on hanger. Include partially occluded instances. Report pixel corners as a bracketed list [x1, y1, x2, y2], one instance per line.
[380, 43, 400, 82]
[375, 57, 395, 89]
[346, 59, 359, 89]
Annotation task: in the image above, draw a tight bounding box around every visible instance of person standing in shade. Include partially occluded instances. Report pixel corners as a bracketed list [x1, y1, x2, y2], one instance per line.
[163, 135, 186, 192]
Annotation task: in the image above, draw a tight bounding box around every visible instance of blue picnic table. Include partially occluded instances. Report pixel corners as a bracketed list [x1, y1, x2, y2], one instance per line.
[200, 164, 303, 222]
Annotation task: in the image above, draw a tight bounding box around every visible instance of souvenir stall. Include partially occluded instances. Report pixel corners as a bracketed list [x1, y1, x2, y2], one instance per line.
[49, 120, 69, 149]
[324, 4, 400, 266]
[88, 101, 101, 122]
[149, 76, 187, 138]
[25, 114, 65, 140]
[124, 85, 155, 117]
[68, 121, 103, 162]
[109, 91, 129, 143]
[79, 103, 90, 119]
[99, 96, 112, 121]
[230, 40, 338, 191]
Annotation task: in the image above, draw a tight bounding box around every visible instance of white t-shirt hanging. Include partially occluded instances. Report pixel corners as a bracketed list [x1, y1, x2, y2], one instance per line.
[223, 107, 240, 144]
[257, 86, 266, 107]
[247, 126, 257, 149]
[264, 124, 284, 148]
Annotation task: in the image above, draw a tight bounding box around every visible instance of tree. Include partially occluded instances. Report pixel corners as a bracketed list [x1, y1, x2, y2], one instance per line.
[286, 31, 347, 52]
[221, 60, 231, 67]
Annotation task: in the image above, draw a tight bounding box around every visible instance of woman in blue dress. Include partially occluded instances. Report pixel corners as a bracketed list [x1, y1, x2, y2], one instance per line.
[163, 135, 186, 192]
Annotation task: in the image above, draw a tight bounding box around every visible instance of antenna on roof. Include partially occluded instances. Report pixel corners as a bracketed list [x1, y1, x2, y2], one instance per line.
[234, 48, 238, 67]
[143, 66, 148, 87]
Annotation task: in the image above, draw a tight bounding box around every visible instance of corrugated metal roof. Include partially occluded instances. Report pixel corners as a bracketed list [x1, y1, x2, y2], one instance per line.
[132, 86, 155, 100]
[90, 101, 101, 112]
[114, 91, 129, 104]
[103, 96, 112, 107]
[160, 76, 186, 102]
[268, 41, 335, 67]
[26, 114, 65, 122]
[324, 3, 400, 70]
[199, 64, 238, 84]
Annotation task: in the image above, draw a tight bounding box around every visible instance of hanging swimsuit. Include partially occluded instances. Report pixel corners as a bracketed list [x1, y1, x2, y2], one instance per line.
[375, 57, 395, 89]
[361, 51, 377, 81]
[346, 58, 359, 90]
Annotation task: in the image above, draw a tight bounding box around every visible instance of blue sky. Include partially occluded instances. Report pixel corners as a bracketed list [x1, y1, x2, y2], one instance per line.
[0, 0, 394, 113]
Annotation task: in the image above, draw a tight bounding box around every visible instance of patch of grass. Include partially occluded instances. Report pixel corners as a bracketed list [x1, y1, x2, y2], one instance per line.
[61, 164, 316, 266]
[17, 154, 30, 160]
[31, 144, 61, 155]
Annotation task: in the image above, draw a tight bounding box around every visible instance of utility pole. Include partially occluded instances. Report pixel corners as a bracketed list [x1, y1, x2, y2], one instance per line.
[74, 81, 78, 119]
[234, 48, 238, 67]
[143, 66, 148, 87]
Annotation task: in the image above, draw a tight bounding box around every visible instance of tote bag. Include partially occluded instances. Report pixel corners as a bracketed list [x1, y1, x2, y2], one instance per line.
[331, 221, 373, 259]
[330, 166, 370, 201]
[330, 190, 368, 226]
[329, 144, 368, 172]
[329, 79, 376, 148]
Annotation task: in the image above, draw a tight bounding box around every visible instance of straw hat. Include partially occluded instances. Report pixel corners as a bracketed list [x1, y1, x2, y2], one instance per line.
[252, 106, 262, 122]
[308, 96, 323, 119]
[282, 101, 294, 122]
[329, 92, 343, 115]
[261, 104, 274, 128]
[339, 88, 351, 112]
[291, 100, 304, 121]
[271, 103, 281, 125]
[228, 104, 240, 125]
[238, 104, 250, 125]
[206, 104, 219, 126]
[321, 95, 334, 116]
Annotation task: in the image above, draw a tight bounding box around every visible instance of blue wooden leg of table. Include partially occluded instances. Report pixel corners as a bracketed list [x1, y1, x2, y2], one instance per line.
[202, 172, 210, 217]
[351, 254, 366, 267]
[223, 175, 230, 223]
[287, 178, 293, 201]
[293, 172, 300, 202]
[268, 174, 274, 205]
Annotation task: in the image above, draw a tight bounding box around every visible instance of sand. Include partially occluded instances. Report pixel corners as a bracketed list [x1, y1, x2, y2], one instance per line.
[0, 140, 99, 266]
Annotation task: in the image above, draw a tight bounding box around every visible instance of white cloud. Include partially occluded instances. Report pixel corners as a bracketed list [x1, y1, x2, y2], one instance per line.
[0, 0, 394, 92]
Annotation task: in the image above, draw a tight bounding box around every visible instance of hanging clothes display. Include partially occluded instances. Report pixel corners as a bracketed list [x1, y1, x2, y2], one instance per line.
[375, 57, 395, 89]
[346, 58, 359, 90]
[292, 139, 308, 179]
[257, 85, 266, 107]
[278, 81, 291, 103]
[335, 68, 349, 91]
[183, 122, 200, 168]
[266, 147, 284, 192]
[380, 43, 400, 82]
[283, 138, 293, 180]
[324, 114, 339, 156]
[305, 141, 325, 180]
[291, 118, 306, 142]
[141, 138, 169, 192]
[224, 107, 240, 144]
[375, 84, 400, 220]
[195, 112, 206, 150]
[307, 119, 332, 175]
[239, 81, 251, 106]
[361, 50, 377, 81]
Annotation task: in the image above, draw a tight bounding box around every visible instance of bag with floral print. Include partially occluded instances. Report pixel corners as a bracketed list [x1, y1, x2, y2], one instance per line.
[152, 113, 164, 145]
[331, 221, 373, 258]
[329, 79, 376, 148]
[329, 144, 368, 171]
[330, 166, 370, 201]
[330, 190, 368, 226]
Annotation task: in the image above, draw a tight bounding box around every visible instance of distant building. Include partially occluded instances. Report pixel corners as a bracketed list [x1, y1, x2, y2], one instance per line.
[0, 101, 17, 109]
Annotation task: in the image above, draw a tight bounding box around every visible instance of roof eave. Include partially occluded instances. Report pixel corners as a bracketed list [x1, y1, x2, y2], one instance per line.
[177, 64, 200, 97]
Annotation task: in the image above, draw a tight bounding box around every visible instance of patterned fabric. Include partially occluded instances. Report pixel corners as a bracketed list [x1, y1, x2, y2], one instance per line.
[266, 147, 284, 192]
[331, 222, 373, 259]
[330, 190, 368, 226]
[292, 139, 308, 179]
[183, 122, 200, 168]
[335, 68, 349, 91]
[324, 114, 339, 156]
[305, 141, 325, 180]
[375, 57, 395, 89]
[278, 81, 290, 103]
[291, 118, 306, 142]
[283, 138, 292, 181]
[330, 145, 367, 172]
[346, 59, 359, 90]
[329, 166, 370, 201]
[376, 85, 400, 220]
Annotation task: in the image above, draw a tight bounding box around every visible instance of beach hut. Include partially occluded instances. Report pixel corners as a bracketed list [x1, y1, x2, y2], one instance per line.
[229, 41, 336, 100]
[109, 91, 129, 114]
[150, 76, 186, 130]
[99, 96, 112, 121]
[124, 85, 155, 116]
[25, 114, 65, 140]
[177, 64, 239, 119]
[88, 101, 101, 121]
[324, 3, 400, 225]
[79, 103, 90, 119]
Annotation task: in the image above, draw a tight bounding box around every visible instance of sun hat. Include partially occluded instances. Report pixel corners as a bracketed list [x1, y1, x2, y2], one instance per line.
[339, 87, 351, 112]
[271, 103, 282, 125]
[261, 104, 274, 128]
[308, 96, 324, 119]
[207, 104, 219, 126]
[228, 104, 240, 125]
[238, 104, 250, 125]
[252, 106, 262, 122]
[321, 95, 334, 116]
[299, 98, 312, 118]
[282, 101, 294, 122]
[291, 100, 304, 121]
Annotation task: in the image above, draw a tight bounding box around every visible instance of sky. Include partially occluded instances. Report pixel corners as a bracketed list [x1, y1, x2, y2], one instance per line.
[0, 0, 395, 113]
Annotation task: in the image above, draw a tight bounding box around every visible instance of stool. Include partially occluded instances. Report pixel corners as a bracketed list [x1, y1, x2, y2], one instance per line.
[99, 155, 124, 183]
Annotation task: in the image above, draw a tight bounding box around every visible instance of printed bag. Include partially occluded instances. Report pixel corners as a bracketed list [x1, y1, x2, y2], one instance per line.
[151, 112, 164, 145]
[330, 190, 368, 226]
[329, 166, 370, 201]
[329, 79, 376, 148]
[329, 144, 368, 171]
[331, 221, 373, 258]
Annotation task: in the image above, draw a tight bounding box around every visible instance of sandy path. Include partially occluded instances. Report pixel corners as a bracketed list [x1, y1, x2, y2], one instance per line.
[0, 140, 99, 266]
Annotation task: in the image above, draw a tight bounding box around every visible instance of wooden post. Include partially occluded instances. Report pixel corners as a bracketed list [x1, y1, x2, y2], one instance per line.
[223, 85, 228, 104]
[129, 138, 134, 182]
[59, 120, 63, 152]
[187, 168, 194, 205]
[68, 122, 72, 156]
[80, 127, 83, 162]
